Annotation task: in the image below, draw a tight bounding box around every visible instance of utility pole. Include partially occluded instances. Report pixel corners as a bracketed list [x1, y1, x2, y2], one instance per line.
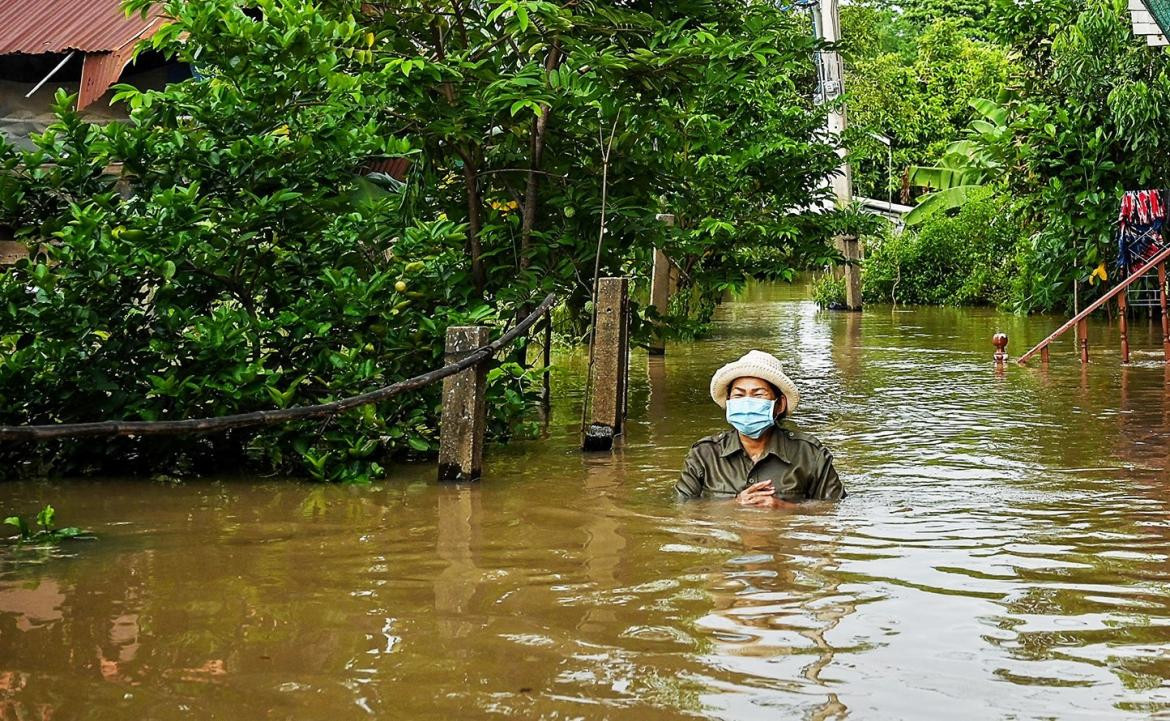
[810, 0, 862, 311]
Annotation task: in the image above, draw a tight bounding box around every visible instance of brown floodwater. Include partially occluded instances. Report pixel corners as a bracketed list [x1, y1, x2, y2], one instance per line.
[4, 281, 1170, 720]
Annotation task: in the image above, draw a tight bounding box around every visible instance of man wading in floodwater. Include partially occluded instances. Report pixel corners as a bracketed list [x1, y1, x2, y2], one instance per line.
[677, 350, 845, 506]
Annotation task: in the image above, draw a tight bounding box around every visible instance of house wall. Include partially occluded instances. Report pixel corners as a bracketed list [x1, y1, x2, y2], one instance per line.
[0, 56, 178, 150]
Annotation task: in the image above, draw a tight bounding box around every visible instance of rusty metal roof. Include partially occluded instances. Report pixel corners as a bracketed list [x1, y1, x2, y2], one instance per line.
[0, 0, 166, 56]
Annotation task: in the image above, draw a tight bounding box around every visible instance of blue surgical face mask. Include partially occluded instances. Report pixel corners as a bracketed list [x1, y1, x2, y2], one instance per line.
[725, 397, 776, 439]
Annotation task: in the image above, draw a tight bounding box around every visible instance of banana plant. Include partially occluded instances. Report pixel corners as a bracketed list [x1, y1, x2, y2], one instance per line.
[905, 99, 1010, 226]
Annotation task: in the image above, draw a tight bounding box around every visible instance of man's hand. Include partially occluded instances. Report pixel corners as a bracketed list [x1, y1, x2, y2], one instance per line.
[736, 480, 797, 509]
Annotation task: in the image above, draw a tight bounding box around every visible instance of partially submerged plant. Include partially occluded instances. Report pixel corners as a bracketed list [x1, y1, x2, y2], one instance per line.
[3, 505, 93, 544]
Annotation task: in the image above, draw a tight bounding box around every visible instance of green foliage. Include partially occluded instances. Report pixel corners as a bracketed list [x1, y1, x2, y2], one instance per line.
[905, 98, 1010, 225]
[810, 274, 846, 309]
[848, 0, 1170, 314]
[0, 2, 531, 481]
[863, 188, 1024, 305]
[994, 0, 1170, 312]
[0, 0, 840, 480]
[898, 0, 996, 34]
[4, 505, 91, 544]
[843, 13, 1015, 202]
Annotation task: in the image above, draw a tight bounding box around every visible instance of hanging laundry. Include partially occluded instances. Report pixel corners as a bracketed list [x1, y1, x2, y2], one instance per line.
[1117, 189, 1168, 274]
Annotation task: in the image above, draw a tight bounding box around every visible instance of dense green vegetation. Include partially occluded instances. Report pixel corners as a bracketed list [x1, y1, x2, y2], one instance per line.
[0, 0, 845, 480]
[840, 0, 1170, 313]
[5, 0, 1168, 479]
[863, 188, 1024, 306]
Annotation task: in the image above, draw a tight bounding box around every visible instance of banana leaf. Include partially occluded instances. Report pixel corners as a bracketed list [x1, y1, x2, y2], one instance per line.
[904, 184, 985, 226]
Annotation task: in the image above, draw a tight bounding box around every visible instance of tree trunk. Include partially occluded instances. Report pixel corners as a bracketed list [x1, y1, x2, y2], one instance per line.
[519, 44, 561, 272]
[461, 152, 487, 296]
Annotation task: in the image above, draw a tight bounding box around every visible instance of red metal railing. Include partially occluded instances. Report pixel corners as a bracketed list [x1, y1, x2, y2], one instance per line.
[1017, 244, 1170, 365]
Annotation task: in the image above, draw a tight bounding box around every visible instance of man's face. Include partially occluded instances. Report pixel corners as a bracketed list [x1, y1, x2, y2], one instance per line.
[728, 376, 787, 418]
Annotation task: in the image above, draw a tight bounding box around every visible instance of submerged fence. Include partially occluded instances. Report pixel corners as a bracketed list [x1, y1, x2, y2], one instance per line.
[0, 268, 649, 481]
[0, 293, 559, 481]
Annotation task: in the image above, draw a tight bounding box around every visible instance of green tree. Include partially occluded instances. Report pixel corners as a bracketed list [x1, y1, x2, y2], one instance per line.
[0, 0, 841, 480]
[998, 0, 1170, 312]
[904, 98, 1010, 225]
[842, 15, 1013, 201]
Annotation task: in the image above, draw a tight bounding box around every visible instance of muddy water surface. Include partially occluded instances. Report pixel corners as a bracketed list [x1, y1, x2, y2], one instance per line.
[5, 282, 1170, 720]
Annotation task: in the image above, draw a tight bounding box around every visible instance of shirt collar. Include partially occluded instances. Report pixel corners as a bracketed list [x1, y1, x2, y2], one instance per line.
[719, 426, 792, 463]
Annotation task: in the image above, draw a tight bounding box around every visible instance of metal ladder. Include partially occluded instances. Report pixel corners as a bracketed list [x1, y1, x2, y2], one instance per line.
[1127, 273, 1166, 308]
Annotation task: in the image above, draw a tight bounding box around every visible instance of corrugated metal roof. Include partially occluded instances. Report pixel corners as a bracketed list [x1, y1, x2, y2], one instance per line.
[0, 0, 166, 56]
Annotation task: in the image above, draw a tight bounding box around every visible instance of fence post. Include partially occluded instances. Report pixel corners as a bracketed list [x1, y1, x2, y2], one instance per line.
[584, 277, 629, 451]
[438, 326, 490, 482]
[541, 310, 552, 411]
[832, 234, 862, 310]
[648, 249, 671, 356]
[649, 214, 676, 356]
[1077, 318, 1089, 364]
[1119, 292, 1130, 364]
[1160, 263, 1170, 362]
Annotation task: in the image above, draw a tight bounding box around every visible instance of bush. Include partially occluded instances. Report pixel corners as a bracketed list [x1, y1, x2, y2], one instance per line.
[862, 188, 1024, 306]
[0, 9, 537, 482]
[810, 274, 847, 308]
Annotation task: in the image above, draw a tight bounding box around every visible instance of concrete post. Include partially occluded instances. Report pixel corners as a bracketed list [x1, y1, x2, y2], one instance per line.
[649, 213, 676, 356]
[438, 326, 489, 482]
[649, 249, 671, 356]
[839, 236, 862, 310]
[584, 277, 629, 451]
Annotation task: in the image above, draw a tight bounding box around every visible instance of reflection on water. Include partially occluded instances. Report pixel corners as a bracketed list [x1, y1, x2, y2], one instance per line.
[5, 281, 1170, 719]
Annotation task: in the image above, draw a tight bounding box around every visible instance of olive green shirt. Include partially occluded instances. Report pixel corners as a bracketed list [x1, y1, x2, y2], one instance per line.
[676, 426, 845, 501]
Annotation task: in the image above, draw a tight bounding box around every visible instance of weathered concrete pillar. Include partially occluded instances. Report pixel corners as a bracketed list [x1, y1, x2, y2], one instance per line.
[583, 277, 629, 451]
[648, 248, 671, 356]
[438, 326, 489, 482]
[837, 235, 862, 310]
[649, 213, 676, 356]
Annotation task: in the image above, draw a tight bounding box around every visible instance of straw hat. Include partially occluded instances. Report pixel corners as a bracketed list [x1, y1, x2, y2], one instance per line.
[709, 350, 800, 413]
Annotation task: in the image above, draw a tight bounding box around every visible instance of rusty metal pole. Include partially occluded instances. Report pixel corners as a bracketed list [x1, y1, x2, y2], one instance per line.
[1077, 318, 1089, 364]
[438, 326, 490, 482]
[1119, 292, 1130, 364]
[583, 277, 629, 451]
[1160, 263, 1170, 362]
